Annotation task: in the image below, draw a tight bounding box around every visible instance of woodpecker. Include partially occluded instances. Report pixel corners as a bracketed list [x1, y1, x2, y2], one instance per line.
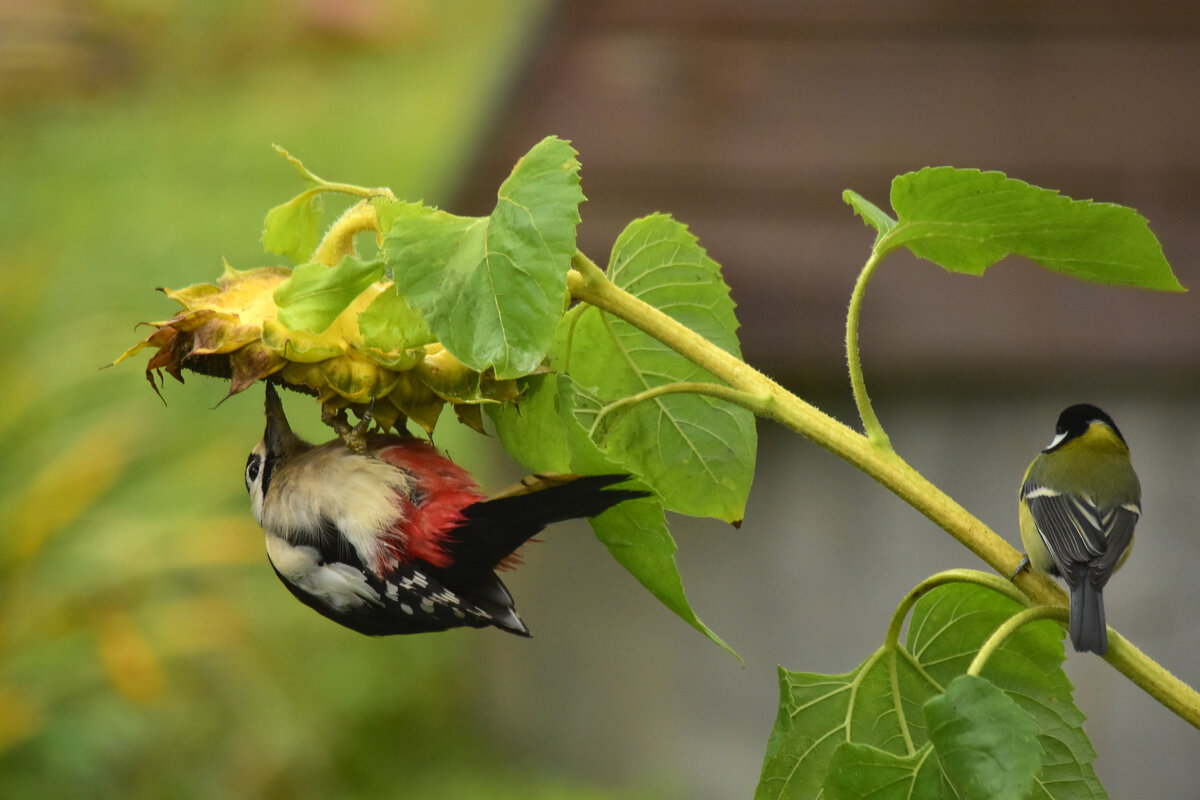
[244, 384, 648, 636]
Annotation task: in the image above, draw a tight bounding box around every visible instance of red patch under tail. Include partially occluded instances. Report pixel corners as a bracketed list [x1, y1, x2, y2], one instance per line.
[374, 440, 485, 569]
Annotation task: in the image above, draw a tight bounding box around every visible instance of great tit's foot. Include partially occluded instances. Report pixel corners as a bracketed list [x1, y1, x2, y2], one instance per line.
[1010, 554, 1030, 581]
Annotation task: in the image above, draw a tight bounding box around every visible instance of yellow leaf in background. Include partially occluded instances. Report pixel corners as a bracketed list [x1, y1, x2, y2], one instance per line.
[0, 686, 40, 753]
[93, 608, 166, 705]
[144, 595, 249, 656]
[173, 515, 265, 567]
[9, 415, 136, 564]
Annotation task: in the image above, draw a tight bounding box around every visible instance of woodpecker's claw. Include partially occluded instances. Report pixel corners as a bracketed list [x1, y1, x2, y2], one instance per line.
[326, 398, 376, 454]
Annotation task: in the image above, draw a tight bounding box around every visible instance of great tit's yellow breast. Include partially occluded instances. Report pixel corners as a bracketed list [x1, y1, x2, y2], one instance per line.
[1018, 500, 1055, 573]
[1031, 424, 1140, 507]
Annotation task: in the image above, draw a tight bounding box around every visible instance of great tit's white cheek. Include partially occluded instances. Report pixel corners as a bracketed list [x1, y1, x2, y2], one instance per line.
[1046, 430, 1068, 450]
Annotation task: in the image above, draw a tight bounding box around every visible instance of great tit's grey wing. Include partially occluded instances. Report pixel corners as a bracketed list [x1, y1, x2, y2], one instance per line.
[1091, 503, 1139, 582]
[1022, 480, 1138, 587]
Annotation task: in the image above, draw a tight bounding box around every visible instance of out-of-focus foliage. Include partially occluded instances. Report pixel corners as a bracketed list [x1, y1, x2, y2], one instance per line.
[0, 2, 656, 798]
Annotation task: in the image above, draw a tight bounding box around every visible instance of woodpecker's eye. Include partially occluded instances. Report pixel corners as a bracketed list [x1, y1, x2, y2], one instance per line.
[245, 453, 261, 489]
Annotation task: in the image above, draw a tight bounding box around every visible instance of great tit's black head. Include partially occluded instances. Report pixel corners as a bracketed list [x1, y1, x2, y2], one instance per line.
[1047, 403, 1125, 451]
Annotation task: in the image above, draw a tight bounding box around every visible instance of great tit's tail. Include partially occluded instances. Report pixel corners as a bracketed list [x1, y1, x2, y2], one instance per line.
[1068, 570, 1108, 655]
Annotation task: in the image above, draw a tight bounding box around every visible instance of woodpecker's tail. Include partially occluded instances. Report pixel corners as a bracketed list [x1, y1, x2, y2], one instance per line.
[451, 474, 650, 576]
[1068, 567, 1108, 655]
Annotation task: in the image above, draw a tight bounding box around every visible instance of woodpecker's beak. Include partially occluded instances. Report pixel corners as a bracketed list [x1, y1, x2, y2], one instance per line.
[263, 383, 300, 460]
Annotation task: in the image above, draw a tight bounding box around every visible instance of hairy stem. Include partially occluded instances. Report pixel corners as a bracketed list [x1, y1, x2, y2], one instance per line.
[569, 251, 1025, 582]
[846, 251, 891, 451]
[313, 202, 382, 266]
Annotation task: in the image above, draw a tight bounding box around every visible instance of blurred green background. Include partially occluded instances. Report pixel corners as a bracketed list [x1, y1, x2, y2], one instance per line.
[0, 2, 659, 798]
[7, 3, 1200, 799]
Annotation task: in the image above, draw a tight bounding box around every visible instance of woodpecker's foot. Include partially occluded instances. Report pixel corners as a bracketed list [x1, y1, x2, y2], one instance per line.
[1010, 554, 1030, 580]
[345, 399, 376, 453]
[325, 399, 375, 454]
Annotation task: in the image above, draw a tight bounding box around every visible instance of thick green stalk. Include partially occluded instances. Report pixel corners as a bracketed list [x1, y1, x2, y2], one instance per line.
[313, 201, 380, 266]
[567, 250, 1200, 730]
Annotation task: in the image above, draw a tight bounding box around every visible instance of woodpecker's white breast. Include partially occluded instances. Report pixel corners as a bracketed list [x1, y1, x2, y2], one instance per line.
[265, 534, 383, 612]
[261, 442, 414, 569]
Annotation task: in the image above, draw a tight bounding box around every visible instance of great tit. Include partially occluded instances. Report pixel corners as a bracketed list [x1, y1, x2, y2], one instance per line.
[1017, 403, 1141, 655]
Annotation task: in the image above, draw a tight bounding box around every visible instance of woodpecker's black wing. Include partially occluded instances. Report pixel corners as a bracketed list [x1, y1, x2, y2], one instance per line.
[444, 474, 650, 578]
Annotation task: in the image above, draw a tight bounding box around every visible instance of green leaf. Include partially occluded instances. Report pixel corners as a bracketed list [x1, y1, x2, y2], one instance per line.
[754, 582, 1103, 800]
[925, 675, 1042, 800]
[262, 190, 324, 264]
[274, 256, 385, 333]
[371, 197, 424, 238]
[590, 493, 739, 662]
[357, 287, 434, 363]
[911, 586, 1103, 798]
[754, 657, 939, 800]
[866, 167, 1184, 291]
[843, 189, 896, 239]
[488, 374, 739, 660]
[489, 374, 578, 479]
[384, 136, 584, 378]
[825, 743, 949, 800]
[562, 214, 756, 523]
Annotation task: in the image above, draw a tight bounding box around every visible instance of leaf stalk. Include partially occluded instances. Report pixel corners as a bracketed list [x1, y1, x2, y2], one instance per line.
[846, 250, 892, 451]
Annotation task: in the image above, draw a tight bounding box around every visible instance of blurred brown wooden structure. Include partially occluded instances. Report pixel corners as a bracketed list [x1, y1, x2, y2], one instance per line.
[459, 0, 1200, 386]
[461, 5, 1200, 799]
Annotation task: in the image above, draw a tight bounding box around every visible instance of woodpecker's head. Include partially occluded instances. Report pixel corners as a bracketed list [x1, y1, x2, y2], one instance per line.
[245, 383, 310, 524]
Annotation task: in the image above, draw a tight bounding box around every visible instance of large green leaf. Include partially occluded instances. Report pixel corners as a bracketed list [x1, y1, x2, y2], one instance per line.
[274, 256, 385, 333]
[562, 214, 756, 523]
[912, 586, 1102, 798]
[383, 136, 584, 378]
[825, 744, 948, 800]
[755, 582, 1103, 800]
[357, 286, 433, 353]
[488, 374, 738, 659]
[925, 675, 1043, 800]
[847, 167, 1184, 291]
